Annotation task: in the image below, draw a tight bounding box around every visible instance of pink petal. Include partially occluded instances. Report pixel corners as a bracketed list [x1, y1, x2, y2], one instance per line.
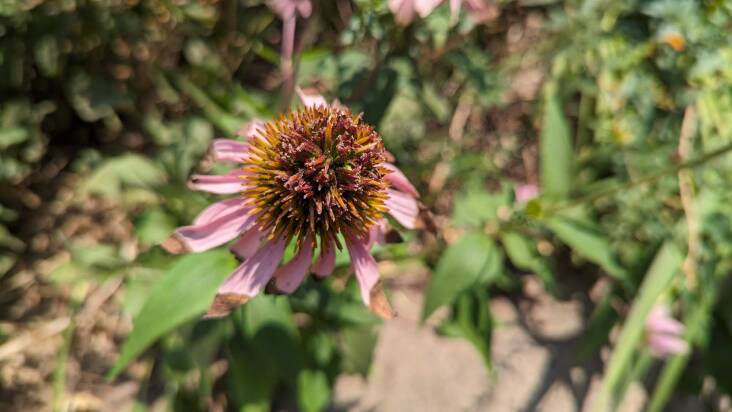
[193, 198, 246, 226]
[514, 183, 539, 204]
[268, 0, 296, 19]
[647, 315, 684, 336]
[296, 87, 328, 108]
[383, 163, 419, 198]
[295, 0, 312, 18]
[236, 120, 265, 139]
[175, 207, 255, 252]
[648, 333, 689, 358]
[449, 0, 461, 21]
[346, 236, 380, 305]
[273, 242, 314, 293]
[646, 305, 685, 335]
[415, 0, 442, 17]
[311, 240, 336, 278]
[188, 169, 245, 194]
[230, 227, 264, 260]
[389, 0, 416, 25]
[212, 139, 250, 163]
[218, 236, 287, 297]
[368, 219, 389, 248]
[385, 188, 419, 229]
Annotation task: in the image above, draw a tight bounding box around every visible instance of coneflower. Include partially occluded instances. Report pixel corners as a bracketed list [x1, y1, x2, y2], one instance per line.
[645, 305, 689, 358]
[164, 90, 420, 318]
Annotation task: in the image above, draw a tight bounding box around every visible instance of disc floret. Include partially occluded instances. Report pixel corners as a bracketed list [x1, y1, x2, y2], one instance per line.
[242, 106, 389, 249]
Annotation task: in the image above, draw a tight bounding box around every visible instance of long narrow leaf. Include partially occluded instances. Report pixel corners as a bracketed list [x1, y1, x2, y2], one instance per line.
[108, 250, 236, 378]
[594, 242, 683, 411]
[540, 83, 573, 198]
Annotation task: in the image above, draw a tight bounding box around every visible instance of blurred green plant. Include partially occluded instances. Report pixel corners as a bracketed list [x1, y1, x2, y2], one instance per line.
[6, 0, 732, 410]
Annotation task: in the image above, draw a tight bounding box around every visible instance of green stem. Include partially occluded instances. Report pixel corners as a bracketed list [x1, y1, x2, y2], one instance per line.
[52, 319, 75, 412]
[546, 141, 732, 215]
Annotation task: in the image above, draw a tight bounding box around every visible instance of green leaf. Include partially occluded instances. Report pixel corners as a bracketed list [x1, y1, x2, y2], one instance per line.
[297, 369, 331, 412]
[647, 292, 716, 412]
[437, 288, 493, 369]
[422, 232, 503, 321]
[34, 36, 60, 77]
[546, 214, 631, 290]
[0, 127, 29, 149]
[108, 250, 236, 378]
[240, 295, 302, 381]
[168, 72, 243, 135]
[70, 243, 125, 269]
[540, 84, 573, 198]
[339, 326, 378, 376]
[595, 242, 683, 410]
[82, 154, 166, 197]
[501, 231, 557, 292]
[0, 225, 24, 252]
[135, 208, 177, 246]
[577, 288, 619, 361]
[228, 338, 277, 412]
[451, 182, 510, 228]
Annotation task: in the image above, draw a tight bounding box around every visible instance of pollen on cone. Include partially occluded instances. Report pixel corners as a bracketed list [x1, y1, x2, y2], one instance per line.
[242, 105, 390, 249]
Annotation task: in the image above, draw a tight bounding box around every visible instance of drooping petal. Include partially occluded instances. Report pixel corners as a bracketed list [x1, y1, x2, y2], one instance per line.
[188, 170, 245, 194]
[273, 242, 314, 293]
[212, 139, 250, 163]
[311, 240, 336, 278]
[345, 236, 380, 305]
[383, 163, 419, 198]
[218, 236, 287, 296]
[174, 208, 255, 252]
[296, 87, 328, 108]
[230, 226, 264, 260]
[648, 333, 689, 358]
[385, 188, 419, 229]
[193, 198, 246, 226]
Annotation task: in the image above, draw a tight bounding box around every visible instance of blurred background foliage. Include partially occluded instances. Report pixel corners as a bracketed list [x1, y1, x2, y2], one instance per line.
[3, 0, 732, 411]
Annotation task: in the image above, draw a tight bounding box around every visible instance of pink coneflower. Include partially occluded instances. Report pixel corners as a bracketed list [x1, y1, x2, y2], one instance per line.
[164, 90, 420, 318]
[449, 0, 498, 24]
[389, 0, 496, 25]
[389, 0, 443, 25]
[514, 183, 539, 205]
[645, 305, 689, 358]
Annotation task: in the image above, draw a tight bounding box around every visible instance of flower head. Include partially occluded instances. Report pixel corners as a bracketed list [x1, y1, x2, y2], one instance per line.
[244, 105, 389, 248]
[645, 305, 689, 358]
[164, 90, 420, 318]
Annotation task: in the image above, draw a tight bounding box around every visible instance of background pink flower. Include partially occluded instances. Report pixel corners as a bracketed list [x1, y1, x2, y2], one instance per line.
[646, 305, 689, 358]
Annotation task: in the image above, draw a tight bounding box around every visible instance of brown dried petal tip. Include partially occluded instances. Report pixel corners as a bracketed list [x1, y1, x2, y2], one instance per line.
[369, 281, 396, 320]
[161, 235, 187, 254]
[204, 293, 250, 319]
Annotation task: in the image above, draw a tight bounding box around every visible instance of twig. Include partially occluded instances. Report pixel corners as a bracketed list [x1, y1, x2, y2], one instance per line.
[544, 140, 732, 215]
[677, 106, 699, 289]
[0, 317, 71, 361]
[449, 91, 473, 142]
